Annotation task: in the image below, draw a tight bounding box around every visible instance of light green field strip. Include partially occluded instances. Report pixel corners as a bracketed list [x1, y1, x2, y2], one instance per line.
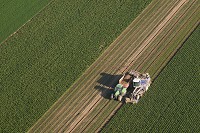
[28, 0, 200, 132]
[0, 0, 51, 43]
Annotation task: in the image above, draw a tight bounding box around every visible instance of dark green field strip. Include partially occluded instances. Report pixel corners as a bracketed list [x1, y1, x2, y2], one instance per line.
[51, 0, 189, 132]
[0, 0, 153, 132]
[0, 0, 52, 43]
[2, 0, 156, 132]
[102, 23, 200, 133]
[28, 0, 181, 132]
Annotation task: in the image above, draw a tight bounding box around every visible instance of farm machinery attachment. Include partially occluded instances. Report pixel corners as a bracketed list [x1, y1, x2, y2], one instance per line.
[110, 70, 151, 104]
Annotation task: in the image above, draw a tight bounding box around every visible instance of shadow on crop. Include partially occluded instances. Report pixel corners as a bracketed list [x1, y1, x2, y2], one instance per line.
[94, 72, 122, 99]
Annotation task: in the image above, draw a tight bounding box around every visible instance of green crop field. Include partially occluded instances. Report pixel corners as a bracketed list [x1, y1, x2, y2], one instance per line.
[102, 25, 200, 132]
[0, 0, 51, 44]
[0, 0, 152, 132]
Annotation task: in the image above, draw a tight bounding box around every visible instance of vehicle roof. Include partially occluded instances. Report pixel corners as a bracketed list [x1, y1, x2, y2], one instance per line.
[133, 78, 141, 82]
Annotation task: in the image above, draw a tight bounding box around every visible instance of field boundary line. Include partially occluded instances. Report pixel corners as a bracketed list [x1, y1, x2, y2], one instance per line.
[0, 0, 55, 46]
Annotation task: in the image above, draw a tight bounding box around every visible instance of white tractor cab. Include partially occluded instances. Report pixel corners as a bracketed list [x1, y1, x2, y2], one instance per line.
[133, 76, 141, 88]
[111, 70, 151, 104]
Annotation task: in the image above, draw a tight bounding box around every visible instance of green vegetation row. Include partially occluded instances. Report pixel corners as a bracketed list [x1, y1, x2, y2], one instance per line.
[102, 25, 200, 132]
[0, 0, 51, 43]
[0, 0, 152, 132]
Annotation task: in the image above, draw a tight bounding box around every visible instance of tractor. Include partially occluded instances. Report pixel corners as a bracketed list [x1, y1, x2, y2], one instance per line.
[110, 70, 135, 101]
[111, 70, 151, 103]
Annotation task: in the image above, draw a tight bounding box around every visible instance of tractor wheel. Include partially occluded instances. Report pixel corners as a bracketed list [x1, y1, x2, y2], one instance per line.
[125, 97, 130, 103]
[136, 95, 140, 100]
[110, 93, 114, 99]
[118, 95, 122, 101]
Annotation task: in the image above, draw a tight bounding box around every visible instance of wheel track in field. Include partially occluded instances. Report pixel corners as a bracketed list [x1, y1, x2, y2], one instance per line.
[28, 0, 200, 132]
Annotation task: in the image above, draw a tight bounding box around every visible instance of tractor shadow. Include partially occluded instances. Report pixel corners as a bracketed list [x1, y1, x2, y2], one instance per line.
[94, 72, 122, 99]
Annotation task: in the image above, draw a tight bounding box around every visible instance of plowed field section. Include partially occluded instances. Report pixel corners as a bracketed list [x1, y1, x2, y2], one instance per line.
[29, 0, 200, 132]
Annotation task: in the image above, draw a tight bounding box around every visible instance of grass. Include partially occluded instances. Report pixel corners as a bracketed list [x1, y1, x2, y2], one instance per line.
[101, 25, 200, 132]
[0, 0, 152, 132]
[0, 0, 51, 44]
